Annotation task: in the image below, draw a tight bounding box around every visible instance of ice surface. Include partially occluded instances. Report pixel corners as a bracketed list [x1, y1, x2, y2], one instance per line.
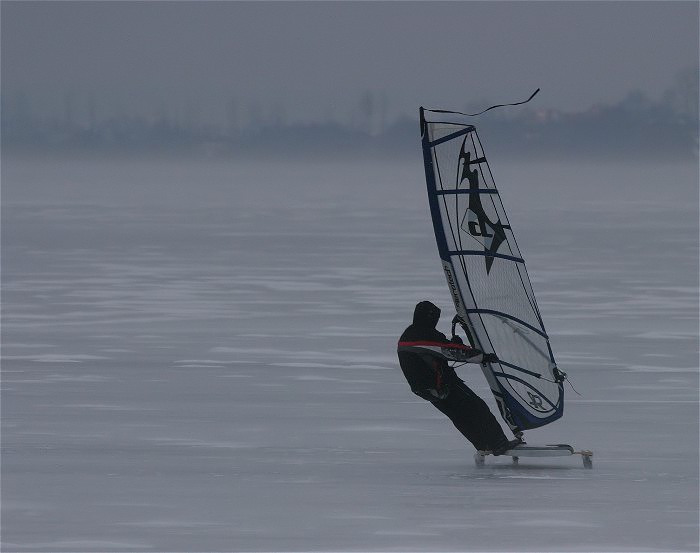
[2, 157, 698, 551]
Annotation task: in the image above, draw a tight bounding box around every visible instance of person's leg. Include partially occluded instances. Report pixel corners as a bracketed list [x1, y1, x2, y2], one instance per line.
[433, 380, 509, 450]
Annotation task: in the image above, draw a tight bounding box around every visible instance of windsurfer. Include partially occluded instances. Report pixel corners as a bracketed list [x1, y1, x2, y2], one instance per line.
[397, 300, 521, 455]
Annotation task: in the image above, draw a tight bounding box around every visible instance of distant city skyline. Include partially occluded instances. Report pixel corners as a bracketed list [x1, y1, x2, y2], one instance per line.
[4, 79, 696, 161]
[3, 2, 698, 128]
[2, 66, 698, 130]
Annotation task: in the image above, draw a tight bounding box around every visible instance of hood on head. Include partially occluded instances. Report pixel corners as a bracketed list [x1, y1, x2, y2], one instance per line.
[413, 301, 441, 328]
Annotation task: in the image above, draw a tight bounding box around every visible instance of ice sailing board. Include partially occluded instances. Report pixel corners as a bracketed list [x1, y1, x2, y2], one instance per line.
[419, 107, 564, 432]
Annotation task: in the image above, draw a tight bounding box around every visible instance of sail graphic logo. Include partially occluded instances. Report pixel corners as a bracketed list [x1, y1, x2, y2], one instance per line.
[527, 391, 545, 411]
[458, 139, 510, 274]
[467, 219, 493, 238]
[442, 262, 461, 310]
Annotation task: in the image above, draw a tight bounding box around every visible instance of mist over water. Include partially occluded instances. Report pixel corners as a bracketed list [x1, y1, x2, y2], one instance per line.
[2, 154, 698, 551]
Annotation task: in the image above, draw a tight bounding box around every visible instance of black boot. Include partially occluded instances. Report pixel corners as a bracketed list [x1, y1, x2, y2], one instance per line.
[492, 437, 523, 456]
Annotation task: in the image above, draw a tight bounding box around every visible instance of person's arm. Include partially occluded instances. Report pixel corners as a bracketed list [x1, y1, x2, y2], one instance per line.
[399, 338, 497, 365]
[440, 341, 498, 364]
[444, 330, 498, 363]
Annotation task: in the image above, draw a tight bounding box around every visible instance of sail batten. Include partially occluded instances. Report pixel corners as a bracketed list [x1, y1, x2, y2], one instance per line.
[419, 108, 564, 432]
[435, 189, 498, 196]
[446, 250, 525, 263]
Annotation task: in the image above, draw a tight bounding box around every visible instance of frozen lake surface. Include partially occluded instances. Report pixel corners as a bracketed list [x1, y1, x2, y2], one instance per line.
[2, 157, 698, 551]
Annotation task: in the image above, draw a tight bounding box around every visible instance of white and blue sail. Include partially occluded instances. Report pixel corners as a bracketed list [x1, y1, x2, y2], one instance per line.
[419, 107, 564, 432]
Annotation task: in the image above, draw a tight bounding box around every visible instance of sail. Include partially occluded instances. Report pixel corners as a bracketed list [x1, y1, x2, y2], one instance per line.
[419, 107, 564, 432]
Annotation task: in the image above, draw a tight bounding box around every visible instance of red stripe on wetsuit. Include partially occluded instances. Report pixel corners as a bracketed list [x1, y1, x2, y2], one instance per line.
[397, 340, 474, 351]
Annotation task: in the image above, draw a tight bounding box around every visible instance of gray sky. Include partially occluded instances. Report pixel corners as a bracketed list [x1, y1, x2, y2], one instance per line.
[2, 1, 698, 126]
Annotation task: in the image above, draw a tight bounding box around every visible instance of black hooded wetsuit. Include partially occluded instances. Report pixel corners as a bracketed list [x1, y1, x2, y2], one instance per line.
[397, 301, 511, 452]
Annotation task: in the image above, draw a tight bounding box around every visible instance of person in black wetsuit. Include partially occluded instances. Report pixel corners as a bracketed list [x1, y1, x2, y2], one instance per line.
[397, 300, 521, 455]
